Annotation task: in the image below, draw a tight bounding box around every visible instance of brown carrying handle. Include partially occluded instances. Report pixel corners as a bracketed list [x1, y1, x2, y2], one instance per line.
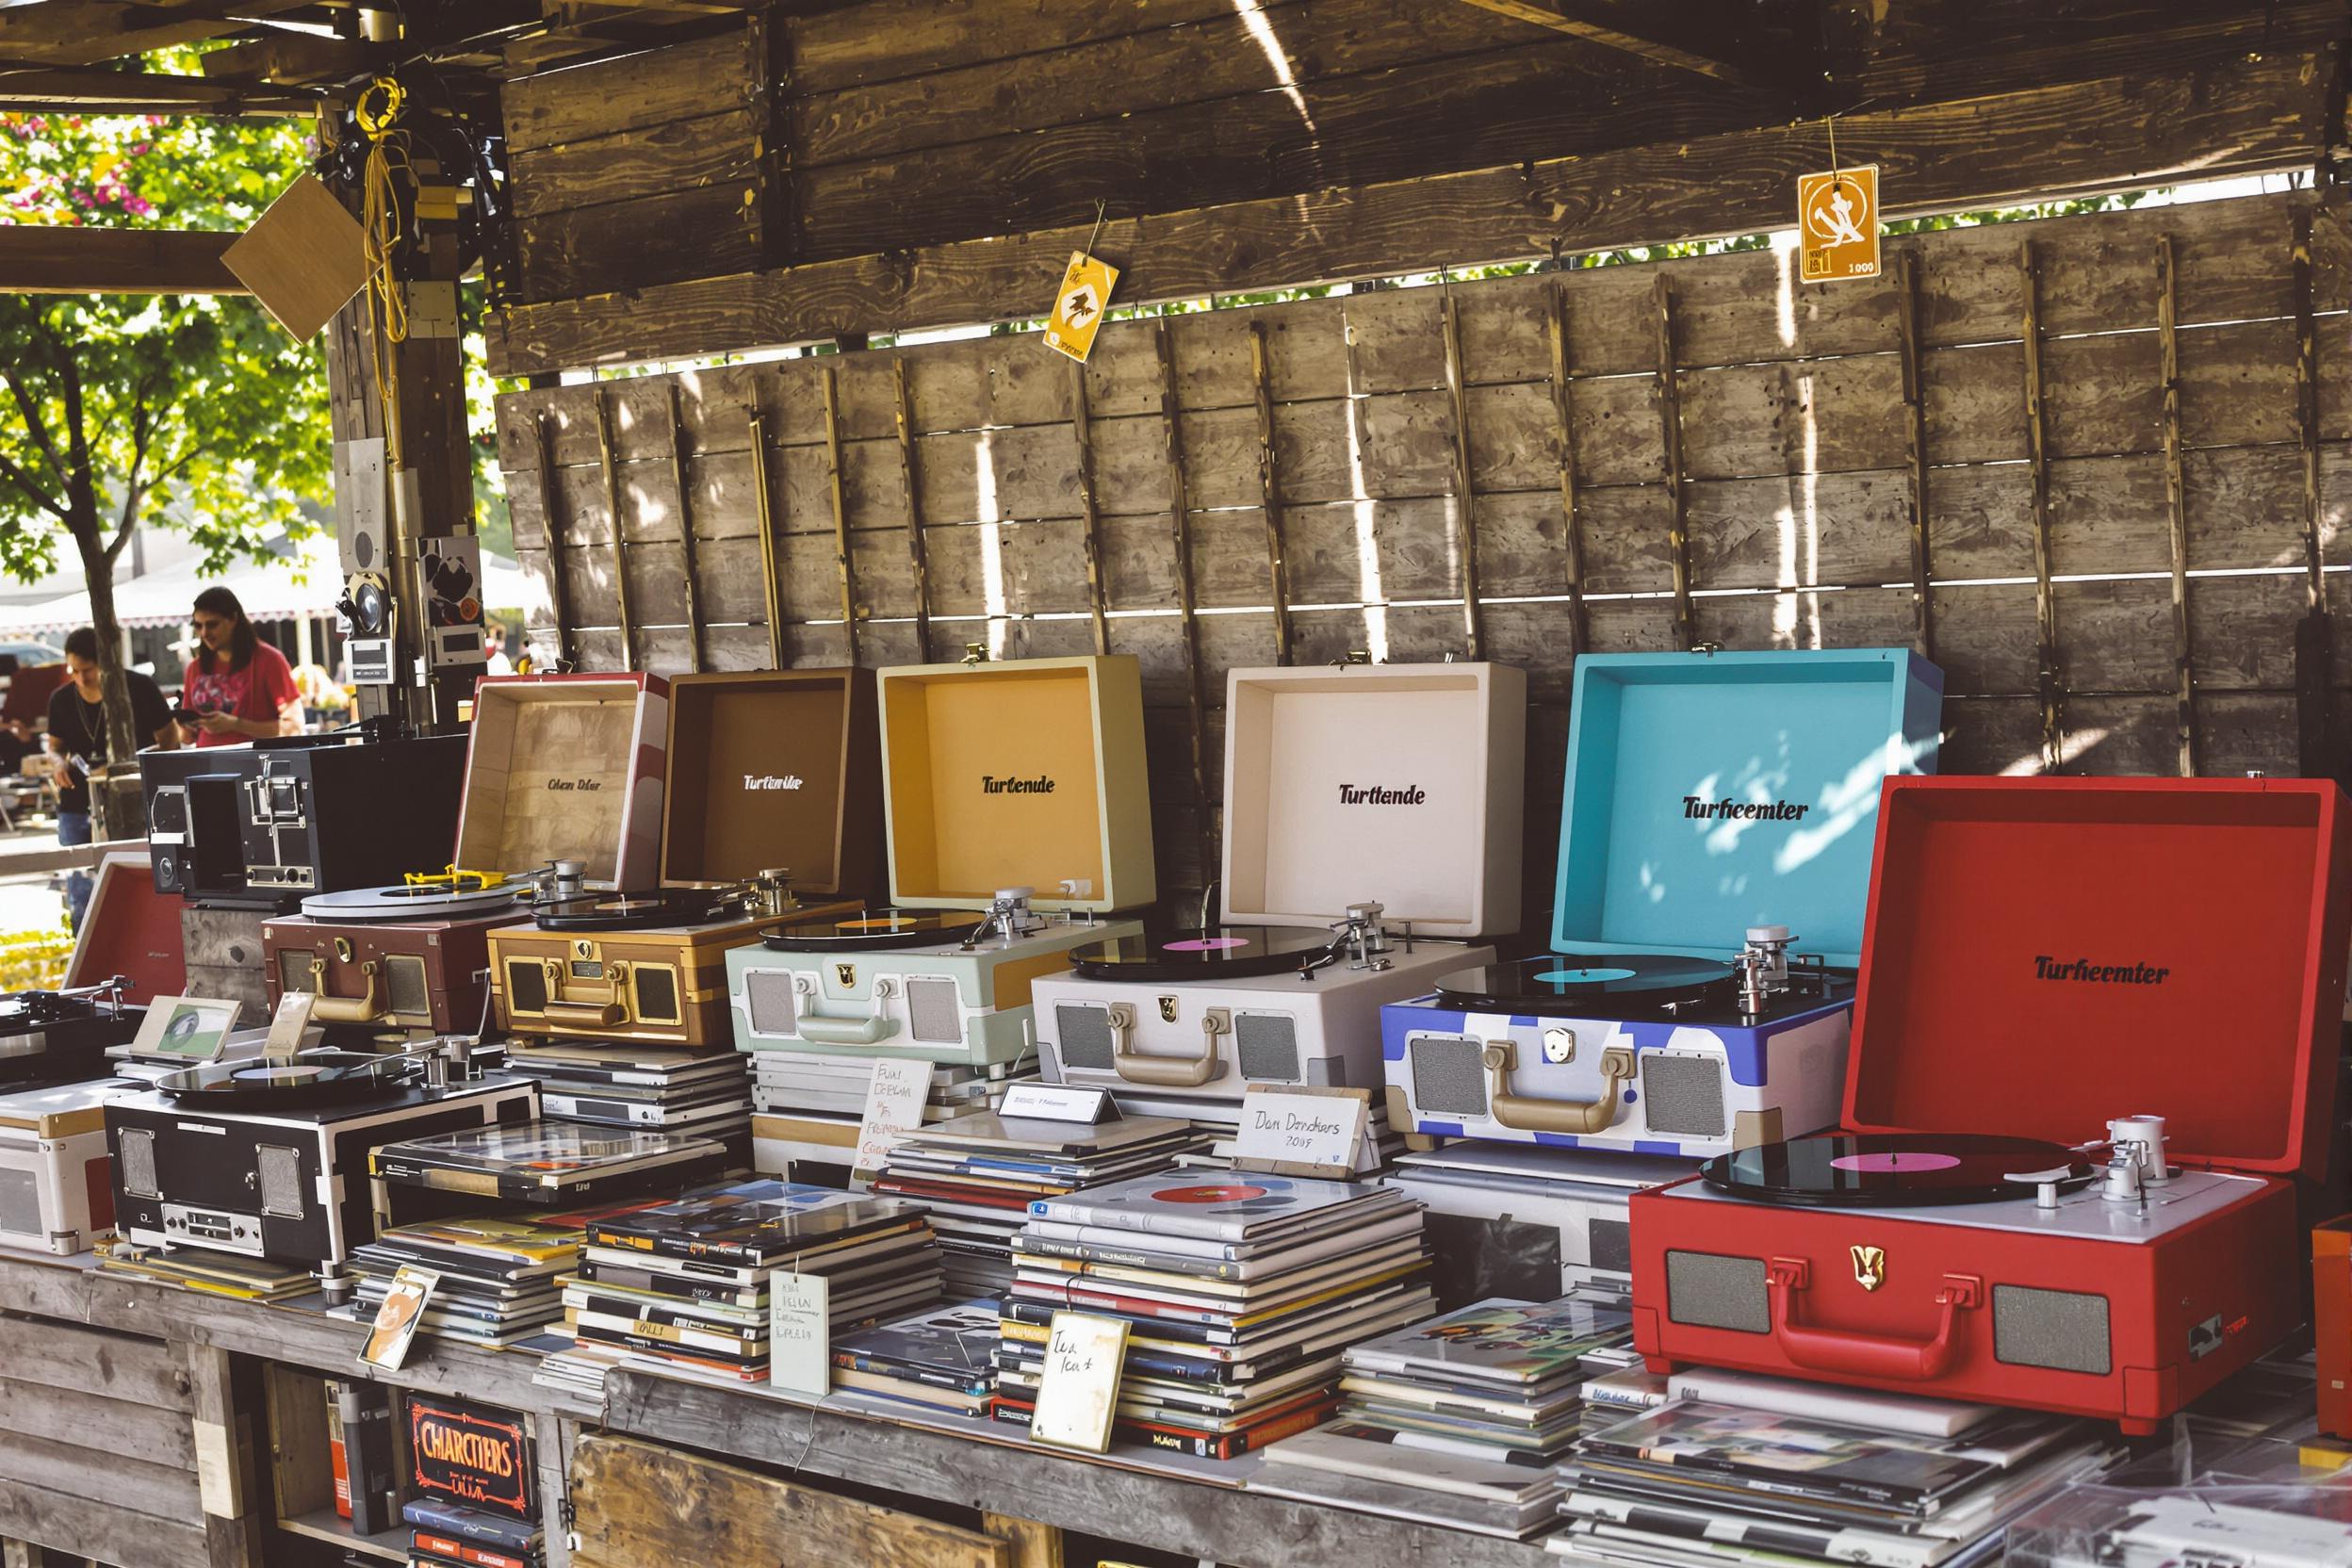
[305, 956, 385, 1024]
[1111, 1004, 1228, 1089]
[537, 958, 629, 1025]
[1483, 1040, 1636, 1135]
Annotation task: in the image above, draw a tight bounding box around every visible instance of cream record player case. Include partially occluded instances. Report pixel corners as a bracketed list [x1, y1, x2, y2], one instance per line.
[727, 655, 1157, 1068]
[1034, 662, 1525, 1102]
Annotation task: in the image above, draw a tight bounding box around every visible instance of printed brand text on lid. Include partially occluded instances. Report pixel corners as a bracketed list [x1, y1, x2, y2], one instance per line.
[2034, 956, 2170, 985]
[546, 777, 605, 792]
[743, 774, 805, 791]
[982, 776, 1056, 794]
[1336, 784, 1426, 806]
[1682, 795, 1809, 821]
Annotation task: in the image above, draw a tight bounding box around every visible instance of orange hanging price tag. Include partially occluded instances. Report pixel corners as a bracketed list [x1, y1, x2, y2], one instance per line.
[1044, 250, 1119, 363]
[1797, 164, 1881, 283]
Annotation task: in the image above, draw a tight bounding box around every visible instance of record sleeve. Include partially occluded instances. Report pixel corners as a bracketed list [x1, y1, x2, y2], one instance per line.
[829, 1298, 1001, 1385]
[1024, 1172, 1408, 1244]
[1345, 1295, 1630, 1386]
[371, 1123, 730, 1200]
[583, 1180, 917, 1266]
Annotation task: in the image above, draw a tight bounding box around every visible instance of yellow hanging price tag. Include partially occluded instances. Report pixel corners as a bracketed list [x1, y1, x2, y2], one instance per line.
[1797, 164, 1881, 283]
[1044, 251, 1119, 364]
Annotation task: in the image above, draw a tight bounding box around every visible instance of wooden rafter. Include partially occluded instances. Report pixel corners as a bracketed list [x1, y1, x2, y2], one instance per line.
[0, 1, 318, 69]
[1454, 0, 1780, 90]
[0, 225, 244, 295]
[0, 64, 318, 113]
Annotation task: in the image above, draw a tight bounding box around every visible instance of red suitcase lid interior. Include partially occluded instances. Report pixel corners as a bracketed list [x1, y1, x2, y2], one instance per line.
[1845, 776, 2351, 1181]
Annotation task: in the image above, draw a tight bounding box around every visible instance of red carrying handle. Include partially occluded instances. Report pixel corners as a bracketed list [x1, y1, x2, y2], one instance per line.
[1766, 1259, 1982, 1382]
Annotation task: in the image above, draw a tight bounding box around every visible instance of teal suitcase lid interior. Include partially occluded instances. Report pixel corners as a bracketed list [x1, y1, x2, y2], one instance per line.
[1551, 648, 1944, 969]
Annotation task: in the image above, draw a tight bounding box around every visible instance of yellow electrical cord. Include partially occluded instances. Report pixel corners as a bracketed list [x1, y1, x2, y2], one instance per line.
[355, 76, 412, 469]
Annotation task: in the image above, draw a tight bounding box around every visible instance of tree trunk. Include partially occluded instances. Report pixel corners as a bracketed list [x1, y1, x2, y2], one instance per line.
[74, 512, 139, 775]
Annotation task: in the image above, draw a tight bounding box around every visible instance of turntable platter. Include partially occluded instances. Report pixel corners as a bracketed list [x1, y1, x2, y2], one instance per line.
[1434, 953, 1737, 1015]
[534, 889, 732, 932]
[302, 882, 525, 923]
[760, 910, 986, 952]
[1068, 926, 1341, 983]
[1701, 1133, 2097, 1207]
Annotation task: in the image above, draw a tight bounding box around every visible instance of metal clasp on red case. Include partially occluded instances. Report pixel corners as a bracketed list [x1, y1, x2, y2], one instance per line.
[1766, 1258, 1983, 1382]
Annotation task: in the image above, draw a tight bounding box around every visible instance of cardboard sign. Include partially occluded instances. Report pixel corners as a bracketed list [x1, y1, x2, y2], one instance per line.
[999, 1083, 1117, 1124]
[1798, 165, 1881, 283]
[358, 1266, 437, 1371]
[769, 1270, 831, 1397]
[851, 1056, 931, 1187]
[405, 1394, 533, 1519]
[1233, 1086, 1371, 1177]
[1044, 251, 1119, 363]
[1030, 1311, 1128, 1452]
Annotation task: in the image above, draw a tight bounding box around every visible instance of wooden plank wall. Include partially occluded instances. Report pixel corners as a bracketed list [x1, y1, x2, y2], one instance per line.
[494, 191, 2352, 928]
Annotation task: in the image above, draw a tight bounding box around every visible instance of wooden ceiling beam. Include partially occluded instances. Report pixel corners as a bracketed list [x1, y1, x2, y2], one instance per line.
[0, 225, 246, 295]
[0, 0, 320, 67]
[1454, 0, 1786, 90]
[0, 64, 319, 111]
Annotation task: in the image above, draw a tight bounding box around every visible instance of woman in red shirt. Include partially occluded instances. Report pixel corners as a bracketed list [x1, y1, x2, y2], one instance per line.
[181, 586, 302, 747]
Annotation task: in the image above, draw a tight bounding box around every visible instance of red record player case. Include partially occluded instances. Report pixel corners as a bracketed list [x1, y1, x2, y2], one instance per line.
[1630, 776, 2352, 1434]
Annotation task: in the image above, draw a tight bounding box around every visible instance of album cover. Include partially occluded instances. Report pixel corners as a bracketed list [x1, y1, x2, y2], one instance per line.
[584, 1180, 915, 1265]
[374, 1123, 722, 1192]
[1025, 1173, 1406, 1244]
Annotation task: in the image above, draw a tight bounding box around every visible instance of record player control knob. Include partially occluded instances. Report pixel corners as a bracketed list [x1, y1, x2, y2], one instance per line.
[2007, 1168, 2072, 1209]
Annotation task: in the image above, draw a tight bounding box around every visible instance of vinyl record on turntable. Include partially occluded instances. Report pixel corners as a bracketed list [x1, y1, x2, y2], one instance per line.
[533, 888, 732, 932]
[301, 881, 525, 923]
[1434, 952, 1737, 1015]
[1068, 925, 1340, 982]
[1701, 1133, 2097, 1208]
[155, 1051, 418, 1110]
[760, 910, 987, 952]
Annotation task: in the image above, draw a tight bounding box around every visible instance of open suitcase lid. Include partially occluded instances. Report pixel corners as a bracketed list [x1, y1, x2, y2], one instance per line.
[455, 673, 669, 891]
[1220, 663, 1527, 939]
[876, 655, 1155, 915]
[1845, 776, 2352, 1182]
[659, 670, 885, 897]
[1551, 649, 1943, 968]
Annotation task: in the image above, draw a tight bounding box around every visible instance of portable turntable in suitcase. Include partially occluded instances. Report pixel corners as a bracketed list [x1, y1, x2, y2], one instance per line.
[1380, 648, 1943, 1156]
[1629, 776, 2352, 1435]
[264, 879, 525, 1038]
[0, 978, 144, 1091]
[727, 655, 1156, 1069]
[1034, 662, 1524, 1111]
[0, 1077, 135, 1254]
[486, 669, 884, 1048]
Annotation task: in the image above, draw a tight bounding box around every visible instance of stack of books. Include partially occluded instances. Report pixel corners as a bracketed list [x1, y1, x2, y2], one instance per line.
[350, 1214, 595, 1348]
[828, 1298, 1004, 1418]
[503, 1040, 754, 1160]
[991, 1172, 1435, 1460]
[404, 1497, 542, 1568]
[1556, 1394, 2119, 1568]
[872, 1109, 1201, 1299]
[1256, 1295, 1633, 1536]
[749, 1051, 1040, 1184]
[558, 1179, 944, 1389]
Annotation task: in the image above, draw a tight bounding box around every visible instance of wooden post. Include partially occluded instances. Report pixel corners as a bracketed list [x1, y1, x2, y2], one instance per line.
[1653, 275, 1694, 650]
[593, 387, 637, 672]
[2293, 200, 2335, 779]
[1439, 284, 1487, 660]
[665, 382, 708, 674]
[1154, 319, 1217, 895]
[748, 402, 788, 669]
[1069, 357, 1112, 656]
[983, 1513, 1067, 1568]
[1248, 319, 1295, 664]
[2155, 237, 2199, 776]
[531, 412, 576, 669]
[1895, 250, 1937, 663]
[2018, 238, 2064, 773]
[1544, 278, 1590, 657]
[819, 365, 861, 666]
[892, 358, 935, 662]
[184, 1344, 266, 1568]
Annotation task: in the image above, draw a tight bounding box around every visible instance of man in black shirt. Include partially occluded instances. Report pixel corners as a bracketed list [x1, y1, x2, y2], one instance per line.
[47, 627, 177, 930]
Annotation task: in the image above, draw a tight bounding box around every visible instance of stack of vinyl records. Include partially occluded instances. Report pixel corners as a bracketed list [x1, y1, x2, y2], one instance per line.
[558, 1179, 944, 1389]
[871, 1109, 1203, 1299]
[369, 1122, 735, 1219]
[98, 1244, 318, 1302]
[404, 1497, 542, 1568]
[991, 1173, 1437, 1460]
[1255, 1295, 1633, 1537]
[503, 1040, 753, 1160]
[749, 1052, 1041, 1184]
[351, 1213, 610, 1348]
[827, 1297, 1004, 1418]
[1555, 1395, 2121, 1568]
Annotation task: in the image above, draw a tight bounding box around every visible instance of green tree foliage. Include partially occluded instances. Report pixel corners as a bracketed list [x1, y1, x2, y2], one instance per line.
[0, 84, 325, 760]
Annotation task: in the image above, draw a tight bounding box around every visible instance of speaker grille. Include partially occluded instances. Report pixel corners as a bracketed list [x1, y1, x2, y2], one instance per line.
[1410, 1036, 1488, 1118]
[277, 950, 317, 993]
[119, 1129, 158, 1200]
[633, 967, 680, 1024]
[1641, 1054, 1727, 1139]
[385, 956, 431, 1019]
[257, 1145, 304, 1219]
[906, 977, 962, 1045]
[1235, 1013, 1300, 1083]
[1994, 1285, 2111, 1375]
[1055, 1004, 1115, 1070]
[506, 960, 547, 1015]
[1665, 1250, 1769, 1332]
[151, 786, 188, 836]
[743, 971, 798, 1037]
[0, 1168, 38, 1239]
[1590, 1217, 1634, 1277]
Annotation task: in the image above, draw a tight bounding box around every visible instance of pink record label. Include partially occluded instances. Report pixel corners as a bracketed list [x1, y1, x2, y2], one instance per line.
[1165, 937, 1250, 953]
[1830, 1152, 1962, 1173]
[1152, 1184, 1269, 1203]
